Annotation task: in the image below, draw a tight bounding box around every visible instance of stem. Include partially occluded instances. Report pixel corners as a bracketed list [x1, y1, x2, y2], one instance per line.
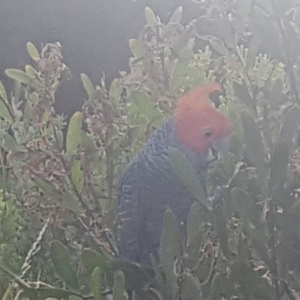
[271, 0, 300, 105]
[269, 193, 281, 300]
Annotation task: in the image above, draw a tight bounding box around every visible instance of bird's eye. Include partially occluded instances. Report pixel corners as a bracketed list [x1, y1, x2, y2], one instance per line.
[203, 129, 213, 138]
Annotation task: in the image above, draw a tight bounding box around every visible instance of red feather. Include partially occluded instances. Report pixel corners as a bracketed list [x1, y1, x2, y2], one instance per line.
[175, 82, 232, 153]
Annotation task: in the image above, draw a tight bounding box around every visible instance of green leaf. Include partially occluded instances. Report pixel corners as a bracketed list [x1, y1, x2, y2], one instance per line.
[82, 249, 112, 280]
[236, 0, 252, 31]
[129, 39, 144, 58]
[150, 255, 168, 298]
[71, 160, 84, 193]
[270, 79, 286, 110]
[14, 80, 21, 102]
[0, 100, 13, 124]
[211, 273, 235, 300]
[159, 208, 181, 298]
[122, 125, 140, 147]
[169, 6, 183, 24]
[23, 100, 33, 123]
[230, 261, 274, 299]
[26, 42, 40, 61]
[212, 203, 231, 259]
[169, 148, 208, 209]
[113, 270, 126, 300]
[181, 273, 202, 300]
[80, 73, 95, 99]
[280, 106, 300, 142]
[231, 187, 257, 225]
[0, 132, 19, 152]
[81, 132, 104, 176]
[110, 259, 154, 291]
[241, 110, 267, 193]
[34, 179, 56, 196]
[81, 131, 97, 153]
[0, 80, 8, 103]
[250, 6, 283, 61]
[109, 78, 122, 106]
[145, 7, 157, 25]
[5, 68, 29, 82]
[270, 139, 289, 192]
[51, 240, 78, 289]
[228, 168, 247, 191]
[215, 15, 235, 49]
[32, 287, 80, 299]
[209, 39, 228, 55]
[247, 227, 272, 269]
[25, 65, 38, 78]
[66, 111, 82, 157]
[91, 267, 102, 300]
[133, 91, 163, 127]
[61, 191, 84, 213]
[186, 202, 204, 258]
[237, 234, 249, 263]
[245, 35, 260, 71]
[69, 296, 82, 300]
[234, 83, 255, 112]
[5, 68, 40, 90]
[171, 47, 193, 91]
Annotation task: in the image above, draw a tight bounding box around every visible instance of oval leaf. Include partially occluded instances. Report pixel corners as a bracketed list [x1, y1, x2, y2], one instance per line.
[109, 78, 122, 106]
[231, 187, 257, 225]
[5, 68, 34, 85]
[66, 111, 82, 157]
[0, 80, 8, 103]
[61, 191, 84, 213]
[280, 106, 300, 142]
[133, 91, 163, 127]
[82, 249, 111, 277]
[169, 6, 183, 24]
[230, 261, 274, 299]
[270, 139, 289, 192]
[0, 100, 13, 124]
[91, 267, 102, 300]
[80, 73, 95, 99]
[34, 179, 56, 196]
[129, 39, 144, 58]
[171, 48, 193, 91]
[110, 259, 154, 291]
[234, 83, 255, 112]
[26, 42, 40, 61]
[51, 240, 78, 289]
[181, 273, 202, 300]
[71, 160, 84, 193]
[145, 7, 157, 25]
[187, 202, 204, 258]
[212, 203, 231, 259]
[113, 270, 126, 300]
[270, 79, 285, 110]
[169, 148, 208, 209]
[25, 65, 38, 78]
[159, 208, 181, 298]
[241, 110, 267, 193]
[0, 132, 19, 152]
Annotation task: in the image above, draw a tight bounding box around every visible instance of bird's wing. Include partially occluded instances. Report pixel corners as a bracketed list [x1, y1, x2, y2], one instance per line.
[117, 158, 145, 262]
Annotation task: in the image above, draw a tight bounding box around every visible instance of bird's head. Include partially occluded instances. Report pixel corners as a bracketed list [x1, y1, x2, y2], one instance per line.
[175, 82, 233, 157]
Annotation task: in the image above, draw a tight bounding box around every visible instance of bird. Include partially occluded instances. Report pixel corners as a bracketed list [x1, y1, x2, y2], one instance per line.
[117, 82, 233, 263]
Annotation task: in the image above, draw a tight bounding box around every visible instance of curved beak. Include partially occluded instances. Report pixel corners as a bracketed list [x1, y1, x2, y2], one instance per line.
[211, 136, 231, 159]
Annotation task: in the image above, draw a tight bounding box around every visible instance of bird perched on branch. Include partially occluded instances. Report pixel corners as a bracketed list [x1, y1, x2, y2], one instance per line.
[118, 82, 233, 263]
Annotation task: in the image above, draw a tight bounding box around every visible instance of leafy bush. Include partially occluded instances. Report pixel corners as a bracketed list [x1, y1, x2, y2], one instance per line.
[1, 0, 300, 299]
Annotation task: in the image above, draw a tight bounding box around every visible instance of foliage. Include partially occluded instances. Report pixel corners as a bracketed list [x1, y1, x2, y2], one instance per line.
[1, 0, 300, 299]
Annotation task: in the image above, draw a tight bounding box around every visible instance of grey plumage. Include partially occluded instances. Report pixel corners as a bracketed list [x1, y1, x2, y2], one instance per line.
[117, 117, 209, 263]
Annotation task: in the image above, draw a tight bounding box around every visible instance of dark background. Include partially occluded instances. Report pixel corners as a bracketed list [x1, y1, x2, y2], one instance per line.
[0, 0, 200, 117]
